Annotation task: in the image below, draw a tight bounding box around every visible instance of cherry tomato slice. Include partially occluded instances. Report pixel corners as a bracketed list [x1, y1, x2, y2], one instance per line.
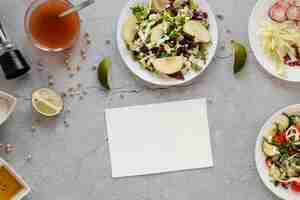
[265, 158, 273, 168]
[273, 132, 286, 144]
[296, 122, 300, 132]
[291, 181, 300, 192]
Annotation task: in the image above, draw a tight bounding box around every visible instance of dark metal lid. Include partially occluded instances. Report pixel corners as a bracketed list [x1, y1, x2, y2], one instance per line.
[0, 49, 31, 79]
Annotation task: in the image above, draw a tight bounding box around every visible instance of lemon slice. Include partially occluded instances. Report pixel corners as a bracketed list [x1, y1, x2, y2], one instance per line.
[231, 40, 247, 74]
[32, 88, 64, 117]
[98, 57, 111, 90]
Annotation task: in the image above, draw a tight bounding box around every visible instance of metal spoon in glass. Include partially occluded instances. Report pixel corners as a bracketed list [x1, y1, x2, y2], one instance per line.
[58, 0, 95, 18]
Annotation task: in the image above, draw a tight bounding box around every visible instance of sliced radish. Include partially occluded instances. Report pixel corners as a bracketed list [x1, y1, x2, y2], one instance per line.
[269, 1, 289, 22]
[287, 6, 300, 20]
[289, 0, 300, 6]
[277, 0, 291, 9]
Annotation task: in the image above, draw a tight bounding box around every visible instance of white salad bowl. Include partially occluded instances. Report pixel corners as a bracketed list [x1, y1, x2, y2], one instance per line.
[249, 0, 300, 82]
[0, 91, 16, 126]
[255, 104, 300, 200]
[0, 158, 31, 200]
[117, 0, 218, 86]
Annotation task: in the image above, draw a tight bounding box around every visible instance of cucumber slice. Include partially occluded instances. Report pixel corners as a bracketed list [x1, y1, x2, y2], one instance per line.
[152, 56, 184, 74]
[262, 140, 279, 157]
[264, 124, 278, 142]
[183, 20, 211, 43]
[122, 16, 138, 46]
[151, 22, 168, 44]
[269, 164, 281, 180]
[274, 114, 290, 132]
[291, 162, 300, 173]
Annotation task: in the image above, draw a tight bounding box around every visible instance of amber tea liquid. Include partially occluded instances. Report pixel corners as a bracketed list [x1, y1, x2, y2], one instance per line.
[27, 0, 80, 51]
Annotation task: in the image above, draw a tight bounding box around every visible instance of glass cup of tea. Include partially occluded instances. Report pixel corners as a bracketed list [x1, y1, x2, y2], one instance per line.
[24, 0, 81, 52]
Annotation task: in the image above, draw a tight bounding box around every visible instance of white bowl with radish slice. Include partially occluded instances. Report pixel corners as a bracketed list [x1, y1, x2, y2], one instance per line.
[255, 104, 300, 200]
[249, 0, 300, 82]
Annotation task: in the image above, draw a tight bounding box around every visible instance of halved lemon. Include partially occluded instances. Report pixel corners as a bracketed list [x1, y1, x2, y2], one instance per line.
[32, 88, 64, 117]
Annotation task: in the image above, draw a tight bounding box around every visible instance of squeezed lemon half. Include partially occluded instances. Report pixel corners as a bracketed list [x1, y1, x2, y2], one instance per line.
[31, 88, 64, 117]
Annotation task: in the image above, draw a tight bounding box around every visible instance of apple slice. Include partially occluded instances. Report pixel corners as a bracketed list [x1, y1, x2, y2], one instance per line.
[183, 20, 211, 43]
[122, 16, 138, 45]
[152, 56, 184, 74]
[151, 22, 168, 43]
[152, 0, 169, 11]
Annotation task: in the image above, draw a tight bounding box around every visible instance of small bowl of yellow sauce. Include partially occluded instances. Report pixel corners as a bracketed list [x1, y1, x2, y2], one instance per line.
[0, 158, 30, 200]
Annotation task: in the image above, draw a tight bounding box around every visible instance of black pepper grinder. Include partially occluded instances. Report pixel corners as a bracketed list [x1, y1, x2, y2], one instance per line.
[0, 21, 30, 79]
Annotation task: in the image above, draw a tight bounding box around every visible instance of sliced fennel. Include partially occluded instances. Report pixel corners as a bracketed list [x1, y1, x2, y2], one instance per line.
[260, 21, 300, 76]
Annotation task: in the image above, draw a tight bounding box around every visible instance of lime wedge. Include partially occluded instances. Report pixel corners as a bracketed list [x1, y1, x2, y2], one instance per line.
[32, 88, 64, 117]
[231, 40, 247, 74]
[98, 57, 111, 90]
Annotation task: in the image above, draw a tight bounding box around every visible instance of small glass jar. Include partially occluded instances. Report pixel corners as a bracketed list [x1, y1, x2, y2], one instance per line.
[24, 0, 81, 52]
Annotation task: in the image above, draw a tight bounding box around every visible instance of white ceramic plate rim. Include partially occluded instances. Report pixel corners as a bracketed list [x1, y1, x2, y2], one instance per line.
[255, 104, 300, 200]
[116, 0, 218, 86]
[0, 158, 31, 200]
[0, 91, 17, 126]
[249, 0, 300, 83]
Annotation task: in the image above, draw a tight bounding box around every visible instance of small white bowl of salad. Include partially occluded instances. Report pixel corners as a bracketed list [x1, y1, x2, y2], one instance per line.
[256, 104, 300, 199]
[249, 0, 300, 82]
[117, 0, 218, 86]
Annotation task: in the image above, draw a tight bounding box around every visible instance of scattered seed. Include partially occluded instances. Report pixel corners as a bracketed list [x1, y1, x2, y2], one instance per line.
[86, 39, 91, 45]
[65, 109, 71, 114]
[37, 66, 44, 72]
[64, 121, 70, 128]
[84, 32, 90, 38]
[226, 29, 231, 34]
[120, 94, 124, 99]
[25, 154, 32, 161]
[48, 75, 53, 80]
[82, 91, 88, 96]
[80, 49, 86, 55]
[48, 81, 54, 86]
[64, 59, 70, 65]
[216, 14, 224, 20]
[79, 96, 84, 100]
[69, 73, 75, 78]
[92, 66, 97, 71]
[105, 40, 111, 45]
[37, 60, 43, 67]
[207, 97, 214, 104]
[61, 92, 67, 98]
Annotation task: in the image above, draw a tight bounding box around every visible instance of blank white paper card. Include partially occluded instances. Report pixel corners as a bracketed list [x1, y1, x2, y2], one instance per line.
[105, 98, 213, 178]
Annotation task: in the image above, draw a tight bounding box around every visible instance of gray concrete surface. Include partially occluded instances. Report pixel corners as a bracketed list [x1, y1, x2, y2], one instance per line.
[0, 0, 299, 199]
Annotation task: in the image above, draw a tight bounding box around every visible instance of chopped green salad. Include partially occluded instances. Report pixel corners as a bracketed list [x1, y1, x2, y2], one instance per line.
[122, 0, 211, 80]
[262, 113, 300, 192]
